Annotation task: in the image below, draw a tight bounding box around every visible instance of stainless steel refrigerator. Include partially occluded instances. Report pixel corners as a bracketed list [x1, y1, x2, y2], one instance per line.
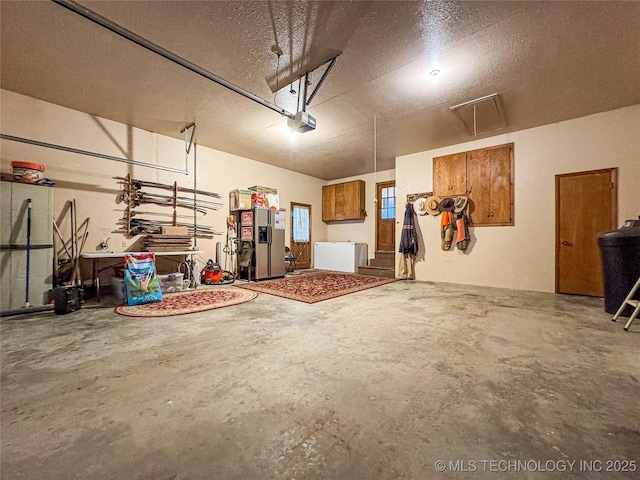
[252, 209, 285, 280]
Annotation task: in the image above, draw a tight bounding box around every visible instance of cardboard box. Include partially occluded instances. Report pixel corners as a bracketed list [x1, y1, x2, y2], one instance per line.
[251, 192, 267, 208]
[248, 185, 277, 194]
[265, 193, 279, 210]
[161, 226, 189, 235]
[241, 211, 253, 226]
[241, 226, 253, 241]
[229, 189, 252, 211]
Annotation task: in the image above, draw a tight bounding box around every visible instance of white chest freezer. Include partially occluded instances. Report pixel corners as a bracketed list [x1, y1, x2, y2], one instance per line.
[313, 242, 368, 273]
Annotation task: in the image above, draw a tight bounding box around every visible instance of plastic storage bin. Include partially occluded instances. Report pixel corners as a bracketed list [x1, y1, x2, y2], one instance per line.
[110, 276, 127, 303]
[597, 218, 640, 316]
[158, 273, 184, 294]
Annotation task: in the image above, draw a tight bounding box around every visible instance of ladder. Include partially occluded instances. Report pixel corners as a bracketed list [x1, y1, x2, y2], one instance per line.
[612, 277, 640, 331]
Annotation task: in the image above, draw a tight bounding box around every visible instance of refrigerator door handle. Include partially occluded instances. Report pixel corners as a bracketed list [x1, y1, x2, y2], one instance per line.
[267, 225, 272, 245]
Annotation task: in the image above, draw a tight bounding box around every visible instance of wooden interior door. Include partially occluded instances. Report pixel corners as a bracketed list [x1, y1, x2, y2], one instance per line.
[290, 202, 312, 269]
[376, 181, 396, 252]
[556, 168, 617, 296]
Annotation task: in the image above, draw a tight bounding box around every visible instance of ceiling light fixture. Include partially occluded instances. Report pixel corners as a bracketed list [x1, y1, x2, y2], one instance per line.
[429, 69, 441, 84]
[287, 127, 297, 142]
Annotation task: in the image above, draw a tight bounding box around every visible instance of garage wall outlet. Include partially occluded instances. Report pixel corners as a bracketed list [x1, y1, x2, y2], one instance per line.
[121, 240, 127, 247]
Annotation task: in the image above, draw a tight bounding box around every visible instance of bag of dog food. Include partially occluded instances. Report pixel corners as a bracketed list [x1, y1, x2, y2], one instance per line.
[124, 266, 163, 306]
[124, 253, 156, 270]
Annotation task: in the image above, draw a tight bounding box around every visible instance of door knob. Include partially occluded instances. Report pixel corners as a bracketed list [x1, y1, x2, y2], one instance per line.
[562, 240, 569, 245]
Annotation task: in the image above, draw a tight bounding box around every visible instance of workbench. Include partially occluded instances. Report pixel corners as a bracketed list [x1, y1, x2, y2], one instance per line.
[81, 250, 203, 301]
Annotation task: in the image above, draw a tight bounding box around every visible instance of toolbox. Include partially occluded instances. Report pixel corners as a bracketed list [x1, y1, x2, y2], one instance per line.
[53, 285, 84, 315]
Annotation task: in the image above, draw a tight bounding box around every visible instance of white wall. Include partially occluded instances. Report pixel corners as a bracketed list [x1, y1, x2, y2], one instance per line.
[396, 104, 640, 292]
[0, 89, 326, 284]
[325, 169, 396, 260]
[3, 89, 636, 291]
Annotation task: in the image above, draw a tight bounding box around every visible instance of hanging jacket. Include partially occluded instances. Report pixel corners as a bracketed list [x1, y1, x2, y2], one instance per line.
[440, 211, 454, 250]
[456, 212, 470, 251]
[399, 202, 419, 255]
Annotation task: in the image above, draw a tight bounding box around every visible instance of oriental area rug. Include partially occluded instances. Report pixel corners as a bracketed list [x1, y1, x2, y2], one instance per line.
[114, 288, 257, 317]
[235, 271, 398, 304]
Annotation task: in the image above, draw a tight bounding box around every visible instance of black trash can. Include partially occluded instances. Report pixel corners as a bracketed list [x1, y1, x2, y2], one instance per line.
[597, 218, 640, 316]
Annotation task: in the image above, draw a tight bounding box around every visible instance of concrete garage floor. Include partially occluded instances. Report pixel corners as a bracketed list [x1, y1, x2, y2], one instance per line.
[1, 280, 639, 480]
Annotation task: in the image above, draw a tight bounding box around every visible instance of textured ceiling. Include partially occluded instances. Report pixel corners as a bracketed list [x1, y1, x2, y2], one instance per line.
[1, 1, 639, 180]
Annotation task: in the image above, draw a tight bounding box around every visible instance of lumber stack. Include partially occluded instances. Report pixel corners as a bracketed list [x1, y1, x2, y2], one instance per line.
[144, 234, 193, 252]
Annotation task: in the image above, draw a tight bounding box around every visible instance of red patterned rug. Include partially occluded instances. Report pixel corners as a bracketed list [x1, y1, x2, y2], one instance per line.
[235, 271, 397, 303]
[114, 288, 258, 317]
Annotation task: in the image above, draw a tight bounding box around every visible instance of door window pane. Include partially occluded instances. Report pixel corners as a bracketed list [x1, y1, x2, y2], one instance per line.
[293, 206, 310, 242]
[380, 185, 395, 219]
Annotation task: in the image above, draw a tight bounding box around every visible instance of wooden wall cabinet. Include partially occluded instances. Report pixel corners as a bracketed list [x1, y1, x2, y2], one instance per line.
[467, 144, 513, 226]
[432, 143, 513, 226]
[322, 180, 366, 222]
[433, 152, 467, 196]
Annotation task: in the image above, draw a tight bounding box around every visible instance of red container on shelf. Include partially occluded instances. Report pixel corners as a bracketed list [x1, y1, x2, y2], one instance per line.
[11, 161, 45, 184]
[251, 192, 267, 208]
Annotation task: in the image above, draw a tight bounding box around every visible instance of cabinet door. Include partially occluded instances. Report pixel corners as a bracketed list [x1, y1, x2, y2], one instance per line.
[488, 145, 513, 225]
[1, 182, 54, 309]
[433, 153, 467, 197]
[323, 180, 365, 222]
[467, 149, 492, 225]
[322, 184, 335, 222]
[342, 180, 364, 220]
[467, 144, 513, 226]
[334, 183, 346, 220]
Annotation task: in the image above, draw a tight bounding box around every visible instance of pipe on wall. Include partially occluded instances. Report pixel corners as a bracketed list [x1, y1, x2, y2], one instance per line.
[0, 134, 190, 175]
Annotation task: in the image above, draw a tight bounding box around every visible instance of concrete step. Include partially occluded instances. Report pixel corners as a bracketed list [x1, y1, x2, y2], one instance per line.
[369, 257, 395, 268]
[369, 250, 394, 268]
[357, 265, 396, 278]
